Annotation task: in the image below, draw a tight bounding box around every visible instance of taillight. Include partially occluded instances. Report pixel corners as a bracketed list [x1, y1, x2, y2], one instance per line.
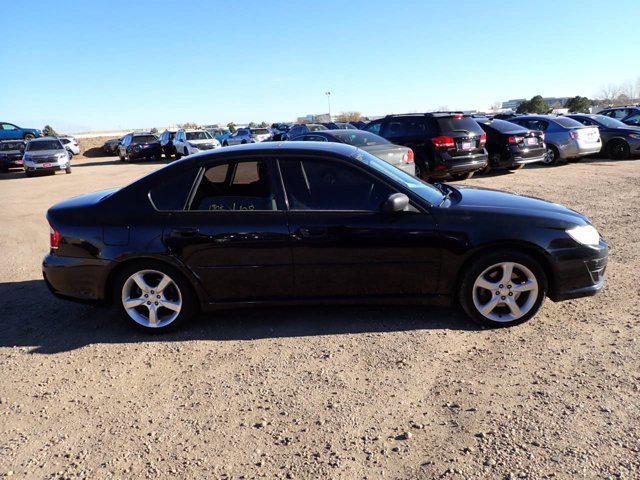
[432, 136, 455, 149]
[402, 149, 414, 164]
[507, 136, 524, 144]
[453, 114, 463, 119]
[49, 224, 61, 249]
[479, 133, 487, 146]
[569, 130, 579, 140]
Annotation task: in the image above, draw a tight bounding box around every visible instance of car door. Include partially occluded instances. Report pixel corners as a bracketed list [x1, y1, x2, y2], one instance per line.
[381, 117, 434, 174]
[277, 155, 441, 298]
[119, 134, 131, 156]
[161, 157, 293, 302]
[1, 123, 19, 140]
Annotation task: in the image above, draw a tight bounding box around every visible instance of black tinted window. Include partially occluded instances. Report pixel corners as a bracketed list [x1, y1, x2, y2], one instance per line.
[131, 135, 157, 144]
[383, 118, 430, 139]
[436, 116, 483, 134]
[553, 117, 583, 128]
[280, 158, 392, 211]
[190, 160, 276, 211]
[149, 168, 199, 211]
[332, 131, 390, 147]
[364, 122, 382, 135]
[27, 140, 63, 151]
[483, 119, 526, 134]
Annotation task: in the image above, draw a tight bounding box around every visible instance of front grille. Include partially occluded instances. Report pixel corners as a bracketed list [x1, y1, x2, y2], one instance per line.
[33, 155, 59, 164]
[196, 144, 214, 150]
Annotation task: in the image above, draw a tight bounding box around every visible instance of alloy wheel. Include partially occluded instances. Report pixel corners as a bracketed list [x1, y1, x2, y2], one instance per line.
[472, 262, 539, 322]
[121, 269, 182, 328]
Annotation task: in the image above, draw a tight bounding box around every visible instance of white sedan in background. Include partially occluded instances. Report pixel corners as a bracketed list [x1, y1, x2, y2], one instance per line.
[59, 137, 80, 155]
[173, 129, 221, 158]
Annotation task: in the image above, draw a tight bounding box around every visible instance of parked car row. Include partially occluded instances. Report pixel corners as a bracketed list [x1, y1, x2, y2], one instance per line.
[1, 135, 78, 175]
[94, 107, 640, 182]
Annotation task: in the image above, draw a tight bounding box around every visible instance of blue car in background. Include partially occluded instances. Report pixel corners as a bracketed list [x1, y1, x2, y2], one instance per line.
[206, 128, 231, 144]
[567, 113, 640, 159]
[0, 122, 41, 140]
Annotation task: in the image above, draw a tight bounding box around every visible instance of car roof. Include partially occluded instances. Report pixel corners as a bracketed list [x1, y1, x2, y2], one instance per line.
[193, 140, 358, 158]
[30, 136, 60, 142]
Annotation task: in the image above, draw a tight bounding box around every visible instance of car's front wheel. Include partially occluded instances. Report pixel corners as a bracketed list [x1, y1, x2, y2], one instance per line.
[543, 145, 559, 165]
[24, 133, 35, 141]
[114, 262, 196, 332]
[607, 139, 630, 160]
[459, 250, 547, 327]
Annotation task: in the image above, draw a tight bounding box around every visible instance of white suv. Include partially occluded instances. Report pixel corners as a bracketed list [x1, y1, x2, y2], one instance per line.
[173, 130, 220, 158]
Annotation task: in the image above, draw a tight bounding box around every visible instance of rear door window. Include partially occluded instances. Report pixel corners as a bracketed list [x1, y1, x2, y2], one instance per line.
[364, 122, 382, 135]
[149, 168, 200, 211]
[189, 160, 277, 211]
[624, 113, 640, 125]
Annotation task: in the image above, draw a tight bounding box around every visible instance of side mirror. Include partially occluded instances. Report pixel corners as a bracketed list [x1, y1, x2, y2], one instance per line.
[382, 193, 409, 213]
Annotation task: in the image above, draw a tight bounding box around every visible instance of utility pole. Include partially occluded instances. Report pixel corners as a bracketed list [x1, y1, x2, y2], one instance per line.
[325, 91, 332, 120]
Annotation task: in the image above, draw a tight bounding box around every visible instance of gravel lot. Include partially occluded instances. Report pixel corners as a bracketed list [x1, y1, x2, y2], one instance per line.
[1, 138, 638, 479]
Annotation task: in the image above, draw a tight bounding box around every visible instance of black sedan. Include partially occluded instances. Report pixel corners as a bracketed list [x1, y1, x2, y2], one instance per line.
[476, 119, 547, 172]
[43, 143, 608, 332]
[0, 140, 26, 172]
[566, 114, 640, 160]
[289, 130, 415, 175]
[117, 133, 162, 162]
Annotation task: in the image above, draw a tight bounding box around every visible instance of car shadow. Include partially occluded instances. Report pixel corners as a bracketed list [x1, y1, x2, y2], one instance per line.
[73, 157, 172, 168]
[82, 147, 112, 158]
[0, 279, 480, 354]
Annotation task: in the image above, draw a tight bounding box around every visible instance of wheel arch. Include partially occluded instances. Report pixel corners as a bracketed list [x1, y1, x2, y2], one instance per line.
[103, 255, 207, 307]
[452, 240, 555, 301]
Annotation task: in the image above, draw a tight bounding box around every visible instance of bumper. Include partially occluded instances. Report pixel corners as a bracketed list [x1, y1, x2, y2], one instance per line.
[548, 240, 608, 302]
[24, 162, 68, 172]
[0, 157, 24, 169]
[560, 140, 602, 159]
[431, 151, 488, 178]
[43, 254, 112, 303]
[130, 149, 161, 159]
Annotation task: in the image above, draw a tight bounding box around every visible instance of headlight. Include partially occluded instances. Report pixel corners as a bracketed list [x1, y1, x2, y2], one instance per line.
[56, 152, 68, 159]
[628, 133, 640, 139]
[566, 225, 600, 246]
[188, 143, 199, 149]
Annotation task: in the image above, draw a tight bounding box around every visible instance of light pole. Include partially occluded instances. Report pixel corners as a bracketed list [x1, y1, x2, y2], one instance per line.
[325, 91, 332, 120]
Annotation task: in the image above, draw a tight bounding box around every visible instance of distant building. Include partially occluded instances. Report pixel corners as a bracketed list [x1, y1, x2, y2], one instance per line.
[296, 113, 331, 124]
[501, 97, 571, 110]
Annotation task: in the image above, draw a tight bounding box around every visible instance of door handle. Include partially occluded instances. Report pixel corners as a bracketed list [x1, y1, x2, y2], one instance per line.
[171, 227, 199, 237]
[298, 227, 327, 238]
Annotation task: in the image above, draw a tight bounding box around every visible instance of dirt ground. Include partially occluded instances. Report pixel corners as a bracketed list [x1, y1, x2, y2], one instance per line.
[0, 138, 638, 479]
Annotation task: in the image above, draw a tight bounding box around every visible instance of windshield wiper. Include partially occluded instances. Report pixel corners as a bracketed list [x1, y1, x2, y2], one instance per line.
[438, 189, 452, 207]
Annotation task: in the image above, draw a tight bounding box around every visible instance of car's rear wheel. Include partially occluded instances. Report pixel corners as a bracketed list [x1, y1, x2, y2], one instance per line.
[114, 262, 196, 332]
[450, 171, 474, 181]
[543, 145, 559, 165]
[24, 133, 35, 141]
[607, 140, 630, 160]
[65, 166, 72, 174]
[459, 250, 547, 328]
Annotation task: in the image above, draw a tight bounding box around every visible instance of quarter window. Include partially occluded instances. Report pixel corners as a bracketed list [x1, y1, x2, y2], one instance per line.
[279, 158, 393, 211]
[149, 168, 199, 211]
[190, 160, 276, 211]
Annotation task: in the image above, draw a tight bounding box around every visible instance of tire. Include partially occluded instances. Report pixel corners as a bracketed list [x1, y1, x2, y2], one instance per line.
[607, 140, 630, 160]
[65, 166, 72, 174]
[24, 133, 35, 141]
[113, 261, 197, 333]
[223, 141, 228, 147]
[543, 145, 560, 165]
[25, 171, 33, 177]
[450, 171, 474, 181]
[458, 250, 547, 328]
[241, 140, 247, 144]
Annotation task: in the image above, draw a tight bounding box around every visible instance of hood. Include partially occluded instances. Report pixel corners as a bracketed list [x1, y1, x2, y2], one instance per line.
[26, 149, 67, 157]
[449, 185, 588, 224]
[189, 138, 217, 145]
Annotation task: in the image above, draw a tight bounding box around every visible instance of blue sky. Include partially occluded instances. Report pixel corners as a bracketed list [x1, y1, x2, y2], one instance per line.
[1, 0, 638, 131]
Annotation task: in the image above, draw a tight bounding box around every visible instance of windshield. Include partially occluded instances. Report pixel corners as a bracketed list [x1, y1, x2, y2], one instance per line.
[27, 140, 63, 151]
[356, 150, 444, 205]
[0, 141, 25, 151]
[131, 135, 158, 144]
[592, 115, 628, 128]
[186, 131, 211, 140]
[333, 131, 390, 147]
[251, 128, 269, 135]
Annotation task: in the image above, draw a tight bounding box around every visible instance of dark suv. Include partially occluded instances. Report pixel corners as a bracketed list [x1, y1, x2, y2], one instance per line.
[159, 130, 177, 159]
[364, 113, 488, 180]
[117, 133, 162, 162]
[597, 106, 640, 127]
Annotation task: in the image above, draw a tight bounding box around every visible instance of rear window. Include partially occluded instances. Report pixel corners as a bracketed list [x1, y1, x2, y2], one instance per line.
[552, 117, 584, 128]
[436, 116, 484, 134]
[0, 141, 25, 151]
[131, 135, 157, 144]
[307, 124, 325, 132]
[186, 131, 211, 140]
[483, 119, 526, 134]
[27, 140, 63, 151]
[331, 131, 390, 147]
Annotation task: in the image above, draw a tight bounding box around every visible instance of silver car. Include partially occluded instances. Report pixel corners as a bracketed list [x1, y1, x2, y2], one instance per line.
[23, 137, 72, 176]
[510, 115, 601, 164]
